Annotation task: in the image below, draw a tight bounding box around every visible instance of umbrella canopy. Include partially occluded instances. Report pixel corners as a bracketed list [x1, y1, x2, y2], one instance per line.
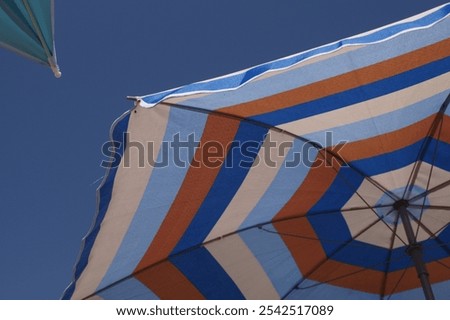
[0, 0, 60, 77]
[64, 3, 450, 299]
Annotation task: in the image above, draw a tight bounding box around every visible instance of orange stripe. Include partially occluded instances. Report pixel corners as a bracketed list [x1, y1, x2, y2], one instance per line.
[273, 153, 341, 221]
[307, 260, 385, 294]
[219, 39, 450, 118]
[134, 114, 240, 271]
[135, 261, 204, 299]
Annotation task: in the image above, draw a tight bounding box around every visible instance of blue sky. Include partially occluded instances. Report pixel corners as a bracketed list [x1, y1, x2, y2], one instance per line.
[0, 0, 447, 299]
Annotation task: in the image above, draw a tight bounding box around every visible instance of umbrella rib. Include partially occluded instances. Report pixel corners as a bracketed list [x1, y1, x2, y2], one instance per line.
[409, 179, 450, 202]
[435, 258, 450, 270]
[403, 93, 450, 199]
[318, 150, 408, 246]
[260, 225, 373, 247]
[414, 112, 443, 239]
[409, 204, 450, 211]
[408, 213, 450, 256]
[380, 211, 400, 300]
[21, 0, 56, 66]
[386, 267, 408, 300]
[158, 101, 397, 199]
[259, 204, 392, 225]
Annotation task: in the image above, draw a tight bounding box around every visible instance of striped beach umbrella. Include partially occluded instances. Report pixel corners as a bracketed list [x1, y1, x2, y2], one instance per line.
[0, 0, 61, 77]
[64, 3, 450, 299]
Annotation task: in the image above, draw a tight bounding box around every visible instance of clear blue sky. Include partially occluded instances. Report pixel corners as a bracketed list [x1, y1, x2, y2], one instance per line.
[0, 0, 447, 299]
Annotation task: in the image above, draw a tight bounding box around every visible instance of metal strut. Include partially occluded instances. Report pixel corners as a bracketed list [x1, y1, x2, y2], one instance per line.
[394, 200, 435, 300]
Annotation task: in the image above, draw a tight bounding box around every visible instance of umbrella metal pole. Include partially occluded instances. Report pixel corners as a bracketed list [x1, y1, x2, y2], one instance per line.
[395, 201, 435, 300]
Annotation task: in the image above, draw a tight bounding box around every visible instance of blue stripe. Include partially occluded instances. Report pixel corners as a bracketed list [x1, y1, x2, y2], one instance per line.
[141, 4, 450, 106]
[239, 227, 301, 298]
[350, 138, 450, 176]
[251, 57, 450, 126]
[172, 122, 268, 254]
[415, 227, 449, 266]
[97, 108, 208, 291]
[333, 240, 390, 272]
[170, 247, 245, 299]
[423, 139, 450, 171]
[62, 113, 131, 299]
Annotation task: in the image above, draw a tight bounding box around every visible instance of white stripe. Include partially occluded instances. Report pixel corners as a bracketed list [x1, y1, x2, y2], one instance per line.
[72, 106, 170, 299]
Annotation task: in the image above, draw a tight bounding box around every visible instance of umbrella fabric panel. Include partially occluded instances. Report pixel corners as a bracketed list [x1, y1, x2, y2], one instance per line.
[94, 277, 159, 300]
[0, 0, 59, 76]
[0, 1, 48, 63]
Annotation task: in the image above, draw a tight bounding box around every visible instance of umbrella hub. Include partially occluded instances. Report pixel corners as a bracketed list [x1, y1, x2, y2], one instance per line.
[373, 186, 430, 226]
[393, 199, 409, 210]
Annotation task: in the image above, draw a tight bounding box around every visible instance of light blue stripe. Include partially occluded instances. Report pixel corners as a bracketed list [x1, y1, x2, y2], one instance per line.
[286, 279, 379, 299]
[97, 108, 208, 291]
[304, 90, 450, 147]
[239, 226, 301, 298]
[172, 122, 268, 254]
[388, 280, 450, 300]
[98, 277, 159, 300]
[141, 4, 450, 107]
[172, 17, 450, 111]
[240, 140, 317, 229]
[27, 0, 54, 53]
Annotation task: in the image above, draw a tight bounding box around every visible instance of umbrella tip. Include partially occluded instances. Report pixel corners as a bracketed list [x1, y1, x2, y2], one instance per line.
[49, 61, 62, 78]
